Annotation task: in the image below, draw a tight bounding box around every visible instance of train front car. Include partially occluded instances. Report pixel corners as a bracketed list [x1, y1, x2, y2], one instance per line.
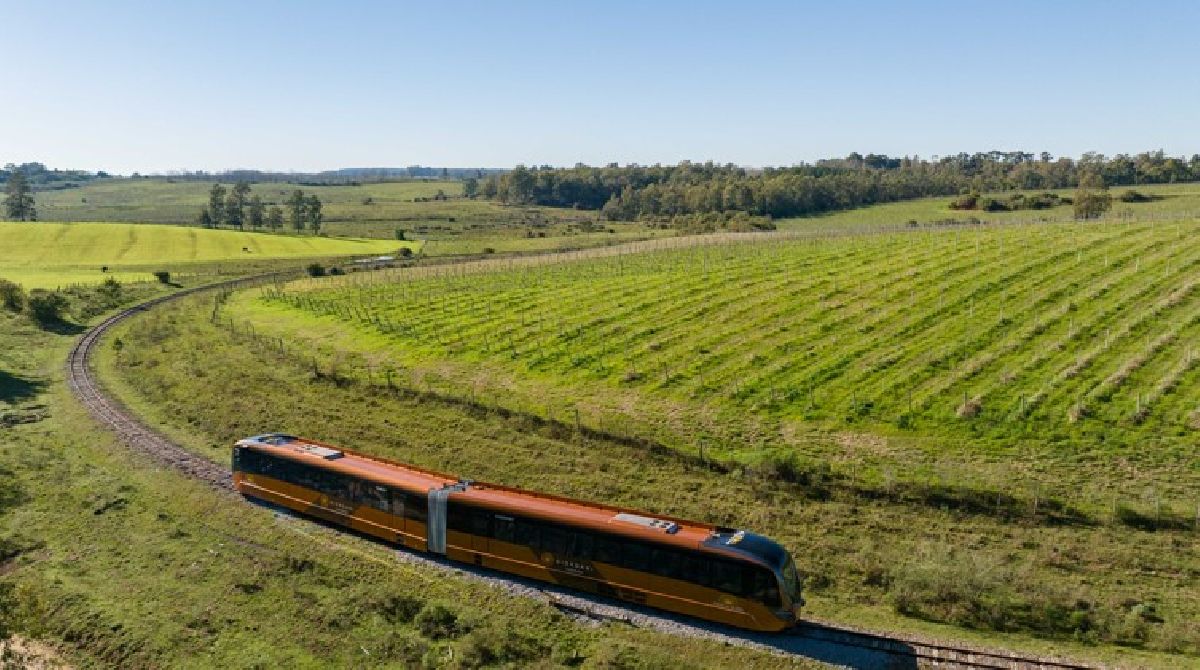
[704, 529, 804, 629]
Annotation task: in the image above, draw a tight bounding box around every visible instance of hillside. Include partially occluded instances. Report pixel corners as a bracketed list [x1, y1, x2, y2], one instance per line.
[91, 216, 1200, 663]
[0, 222, 409, 288]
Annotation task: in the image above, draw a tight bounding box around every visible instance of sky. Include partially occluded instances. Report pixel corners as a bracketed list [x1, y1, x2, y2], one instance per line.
[3, 0, 1198, 174]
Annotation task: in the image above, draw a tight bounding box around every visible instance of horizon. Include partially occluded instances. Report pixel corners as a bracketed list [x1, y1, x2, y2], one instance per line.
[13, 147, 1200, 179]
[5, 1, 1200, 174]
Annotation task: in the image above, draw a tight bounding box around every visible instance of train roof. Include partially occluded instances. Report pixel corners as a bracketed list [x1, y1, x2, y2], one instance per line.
[236, 433, 777, 563]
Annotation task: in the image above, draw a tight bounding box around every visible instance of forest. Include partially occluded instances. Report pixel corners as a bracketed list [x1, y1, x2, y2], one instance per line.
[480, 151, 1200, 221]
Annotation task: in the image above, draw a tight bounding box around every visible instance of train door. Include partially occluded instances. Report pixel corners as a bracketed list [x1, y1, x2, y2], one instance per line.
[428, 488, 449, 554]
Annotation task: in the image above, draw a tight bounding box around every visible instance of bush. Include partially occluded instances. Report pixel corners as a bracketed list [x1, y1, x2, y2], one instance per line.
[306, 263, 326, 277]
[414, 602, 468, 640]
[0, 279, 25, 312]
[26, 291, 69, 324]
[979, 197, 1010, 212]
[1074, 191, 1112, 219]
[1120, 189, 1153, 203]
[949, 193, 979, 210]
[481, 247, 496, 254]
[394, 228, 406, 240]
[153, 271, 171, 284]
[398, 247, 413, 258]
[456, 624, 548, 667]
[99, 276, 122, 297]
[328, 266, 344, 276]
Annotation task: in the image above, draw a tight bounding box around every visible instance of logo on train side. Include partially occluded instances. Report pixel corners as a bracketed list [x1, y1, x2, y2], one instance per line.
[549, 555, 597, 576]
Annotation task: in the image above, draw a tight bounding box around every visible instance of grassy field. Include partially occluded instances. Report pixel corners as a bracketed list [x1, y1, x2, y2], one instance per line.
[98, 288, 1196, 667]
[0, 222, 410, 288]
[778, 182, 1200, 231]
[232, 221, 1200, 498]
[30, 177, 675, 257]
[0, 286, 808, 668]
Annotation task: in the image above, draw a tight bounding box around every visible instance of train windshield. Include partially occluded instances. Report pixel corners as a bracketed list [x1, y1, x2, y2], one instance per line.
[707, 531, 801, 604]
[780, 554, 800, 599]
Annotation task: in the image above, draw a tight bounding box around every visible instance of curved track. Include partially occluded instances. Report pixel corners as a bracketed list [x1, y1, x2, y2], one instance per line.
[66, 277, 1096, 670]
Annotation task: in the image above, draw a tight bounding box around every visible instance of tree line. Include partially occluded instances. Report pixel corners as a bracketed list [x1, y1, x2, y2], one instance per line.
[478, 151, 1200, 221]
[197, 182, 323, 234]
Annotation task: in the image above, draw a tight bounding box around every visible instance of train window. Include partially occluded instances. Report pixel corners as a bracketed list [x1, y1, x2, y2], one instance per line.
[623, 543, 650, 571]
[542, 526, 568, 555]
[681, 555, 712, 587]
[447, 503, 469, 532]
[493, 515, 515, 543]
[747, 567, 781, 607]
[713, 561, 744, 596]
[568, 531, 594, 559]
[593, 534, 621, 565]
[404, 493, 427, 523]
[469, 509, 491, 537]
[363, 484, 390, 511]
[514, 518, 539, 547]
[649, 548, 684, 580]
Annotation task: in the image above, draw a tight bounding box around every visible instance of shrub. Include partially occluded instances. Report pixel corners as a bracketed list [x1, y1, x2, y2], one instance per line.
[1074, 191, 1111, 219]
[306, 263, 326, 277]
[1119, 190, 1153, 203]
[373, 594, 424, 624]
[153, 271, 171, 284]
[481, 247, 496, 254]
[26, 291, 69, 324]
[394, 228, 406, 240]
[0, 279, 25, 312]
[398, 247, 413, 258]
[415, 602, 468, 640]
[328, 266, 344, 276]
[949, 193, 979, 210]
[456, 624, 548, 667]
[99, 276, 122, 297]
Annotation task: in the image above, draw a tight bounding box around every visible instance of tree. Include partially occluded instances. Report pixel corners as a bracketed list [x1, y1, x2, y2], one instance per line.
[1074, 172, 1112, 220]
[0, 278, 25, 312]
[26, 290, 68, 324]
[231, 181, 251, 207]
[305, 194, 323, 234]
[506, 166, 535, 204]
[288, 190, 306, 232]
[208, 183, 227, 226]
[224, 193, 244, 229]
[462, 177, 479, 199]
[266, 205, 284, 231]
[4, 169, 36, 220]
[247, 195, 265, 229]
[197, 209, 214, 228]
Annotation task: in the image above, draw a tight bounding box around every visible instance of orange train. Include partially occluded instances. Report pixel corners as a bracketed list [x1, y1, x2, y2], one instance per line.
[232, 433, 804, 631]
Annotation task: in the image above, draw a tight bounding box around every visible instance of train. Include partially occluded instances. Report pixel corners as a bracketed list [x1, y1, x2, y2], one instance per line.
[231, 433, 803, 631]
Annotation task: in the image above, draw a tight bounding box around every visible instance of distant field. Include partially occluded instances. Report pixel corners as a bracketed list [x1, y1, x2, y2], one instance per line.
[29, 177, 672, 256]
[33, 178, 457, 224]
[0, 222, 409, 288]
[778, 182, 1200, 230]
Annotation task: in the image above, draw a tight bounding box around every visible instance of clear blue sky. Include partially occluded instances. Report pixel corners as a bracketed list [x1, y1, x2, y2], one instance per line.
[4, 1, 1198, 174]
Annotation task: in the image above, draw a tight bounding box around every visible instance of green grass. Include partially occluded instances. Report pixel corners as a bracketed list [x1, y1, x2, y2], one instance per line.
[778, 182, 1200, 230]
[95, 290, 1199, 667]
[233, 221, 1200, 501]
[0, 222, 410, 288]
[29, 177, 674, 257]
[0, 299, 807, 668]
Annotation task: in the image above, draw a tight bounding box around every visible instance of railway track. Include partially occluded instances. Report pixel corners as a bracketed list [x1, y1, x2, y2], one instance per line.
[65, 276, 1097, 670]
